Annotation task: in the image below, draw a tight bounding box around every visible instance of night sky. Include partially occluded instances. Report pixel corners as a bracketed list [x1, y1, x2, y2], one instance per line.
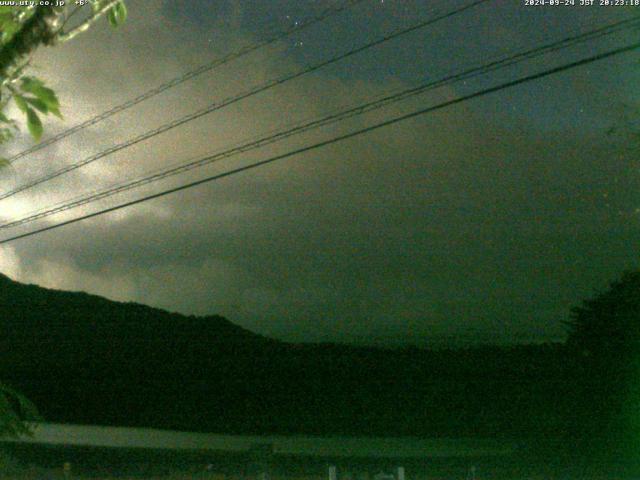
[0, 0, 637, 346]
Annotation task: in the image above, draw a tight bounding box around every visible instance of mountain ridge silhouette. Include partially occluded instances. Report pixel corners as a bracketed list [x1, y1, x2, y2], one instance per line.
[0, 272, 572, 438]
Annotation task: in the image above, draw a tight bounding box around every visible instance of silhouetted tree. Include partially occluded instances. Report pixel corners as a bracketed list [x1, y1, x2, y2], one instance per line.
[567, 270, 640, 357]
[565, 270, 640, 469]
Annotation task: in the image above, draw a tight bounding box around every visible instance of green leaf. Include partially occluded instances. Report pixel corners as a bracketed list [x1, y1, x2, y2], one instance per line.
[40, 92, 60, 117]
[20, 76, 45, 92]
[116, 2, 127, 23]
[25, 97, 48, 114]
[0, 127, 14, 144]
[107, 7, 118, 27]
[13, 95, 27, 113]
[0, 111, 10, 123]
[48, 104, 63, 119]
[20, 79, 62, 119]
[25, 107, 43, 141]
[38, 88, 61, 116]
[0, 157, 9, 168]
[108, 1, 127, 27]
[0, 18, 20, 44]
[0, 126, 9, 136]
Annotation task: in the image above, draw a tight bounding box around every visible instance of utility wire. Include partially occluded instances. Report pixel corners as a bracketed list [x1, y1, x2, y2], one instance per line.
[0, 0, 490, 202]
[1, 15, 637, 230]
[1, 40, 637, 245]
[5, 0, 370, 164]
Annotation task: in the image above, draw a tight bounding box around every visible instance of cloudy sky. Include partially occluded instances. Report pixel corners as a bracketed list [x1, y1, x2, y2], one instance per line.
[0, 0, 637, 346]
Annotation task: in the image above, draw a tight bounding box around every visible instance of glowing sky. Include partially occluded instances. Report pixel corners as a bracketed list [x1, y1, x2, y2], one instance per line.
[0, 0, 637, 346]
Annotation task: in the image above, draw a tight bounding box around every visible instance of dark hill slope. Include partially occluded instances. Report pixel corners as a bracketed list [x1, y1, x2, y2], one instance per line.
[0, 273, 576, 437]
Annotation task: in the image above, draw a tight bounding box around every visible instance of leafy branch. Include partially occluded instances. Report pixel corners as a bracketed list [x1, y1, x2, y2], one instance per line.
[0, 0, 127, 159]
[0, 381, 40, 438]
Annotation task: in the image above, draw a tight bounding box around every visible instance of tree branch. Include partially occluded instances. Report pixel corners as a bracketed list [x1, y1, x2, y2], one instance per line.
[56, 0, 122, 44]
[55, 4, 84, 36]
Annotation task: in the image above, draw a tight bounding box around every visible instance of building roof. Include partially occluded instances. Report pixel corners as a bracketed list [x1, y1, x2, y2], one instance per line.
[2, 423, 518, 459]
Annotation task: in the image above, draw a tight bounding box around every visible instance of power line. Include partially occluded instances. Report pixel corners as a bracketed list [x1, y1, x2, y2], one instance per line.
[5, 0, 370, 164]
[0, 0, 490, 202]
[1, 15, 637, 231]
[1, 40, 637, 245]
[0, 17, 640, 229]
